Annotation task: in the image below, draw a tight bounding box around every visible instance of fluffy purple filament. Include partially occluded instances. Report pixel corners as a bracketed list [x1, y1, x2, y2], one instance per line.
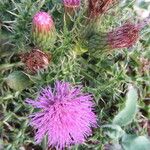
[63, 0, 80, 7]
[26, 81, 97, 149]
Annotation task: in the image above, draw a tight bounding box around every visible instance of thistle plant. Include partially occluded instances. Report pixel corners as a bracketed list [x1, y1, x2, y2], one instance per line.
[139, 57, 150, 74]
[32, 11, 56, 51]
[107, 22, 139, 49]
[0, 0, 150, 149]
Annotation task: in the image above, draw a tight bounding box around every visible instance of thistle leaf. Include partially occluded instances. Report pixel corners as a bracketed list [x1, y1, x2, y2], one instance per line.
[122, 134, 150, 150]
[113, 85, 138, 126]
[6, 71, 31, 91]
[102, 124, 125, 140]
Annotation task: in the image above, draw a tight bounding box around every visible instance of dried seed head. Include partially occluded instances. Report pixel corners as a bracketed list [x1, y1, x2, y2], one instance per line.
[20, 49, 51, 74]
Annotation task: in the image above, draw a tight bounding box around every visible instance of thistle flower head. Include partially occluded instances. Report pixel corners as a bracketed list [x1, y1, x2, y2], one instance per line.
[32, 11, 56, 50]
[88, 0, 116, 19]
[20, 49, 51, 74]
[107, 22, 140, 49]
[63, 0, 80, 8]
[26, 81, 97, 149]
[33, 12, 54, 33]
[88, 17, 150, 53]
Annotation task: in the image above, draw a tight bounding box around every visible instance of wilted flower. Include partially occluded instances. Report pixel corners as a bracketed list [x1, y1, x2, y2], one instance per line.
[107, 22, 139, 49]
[88, 0, 117, 19]
[32, 11, 56, 50]
[20, 49, 51, 74]
[88, 17, 150, 53]
[26, 81, 97, 149]
[107, 17, 150, 49]
[108, 16, 150, 49]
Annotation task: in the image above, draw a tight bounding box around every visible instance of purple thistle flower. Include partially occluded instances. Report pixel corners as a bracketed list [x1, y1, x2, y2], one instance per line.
[26, 81, 97, 149]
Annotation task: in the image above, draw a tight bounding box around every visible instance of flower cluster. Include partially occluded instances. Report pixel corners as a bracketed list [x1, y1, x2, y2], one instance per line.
[26, 81, 97, 149]
[88, 17, 150, 52]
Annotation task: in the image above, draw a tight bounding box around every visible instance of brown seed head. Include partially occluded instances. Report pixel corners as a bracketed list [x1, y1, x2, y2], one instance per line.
[20, 49, 51, 74]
